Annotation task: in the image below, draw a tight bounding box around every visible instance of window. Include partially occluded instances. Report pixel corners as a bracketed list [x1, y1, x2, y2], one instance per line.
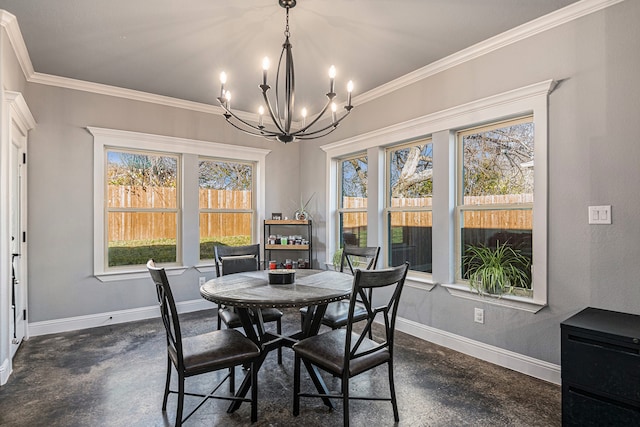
[386, 140, 433, 273]
[106, 149, 180, 268]
[338, 155, 368, 248]
[90, 127, 270, 280]
[199, 159, 255, 260]
[456, 117, 534, 295]
[322, 80, 552, 309]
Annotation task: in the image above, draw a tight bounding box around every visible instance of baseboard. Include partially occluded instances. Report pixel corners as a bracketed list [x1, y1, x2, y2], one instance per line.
[28, 299, 213, 337]
[395, 316, 561, 385]
[0, 358, 11, 386]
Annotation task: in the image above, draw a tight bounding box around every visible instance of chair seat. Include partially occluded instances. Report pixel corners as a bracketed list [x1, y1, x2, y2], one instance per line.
[292, 329, 390, 377]
[219, 307, 283, 329]
[169, 329, 260, 377]
[300, 301, 368, 329]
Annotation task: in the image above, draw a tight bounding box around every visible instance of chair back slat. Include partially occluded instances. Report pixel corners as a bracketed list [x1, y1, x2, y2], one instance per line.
[340, 246, 380, 275]
[345, 262, 409, 362]
[214, 244, 261, 276]
[147, 260, 183, 367]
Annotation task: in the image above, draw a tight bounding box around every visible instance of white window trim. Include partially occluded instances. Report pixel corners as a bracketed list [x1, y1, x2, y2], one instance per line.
[385, 139, 434, 280]
[88, 127, 270, 281]
[322, 80, 555, 311]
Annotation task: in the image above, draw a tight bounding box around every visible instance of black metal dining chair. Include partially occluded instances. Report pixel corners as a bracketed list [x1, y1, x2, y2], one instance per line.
[146, 260, 260, 426]
[214, 244, 283, 363]
[292, 262, 409, 427]
[299, 246, 380, 335]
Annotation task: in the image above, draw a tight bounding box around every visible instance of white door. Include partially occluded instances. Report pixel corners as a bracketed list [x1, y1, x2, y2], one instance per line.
[9, 121, 27, 358]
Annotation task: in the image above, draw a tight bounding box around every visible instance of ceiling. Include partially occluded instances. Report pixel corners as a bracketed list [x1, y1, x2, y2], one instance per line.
[0, 0, 579, 116]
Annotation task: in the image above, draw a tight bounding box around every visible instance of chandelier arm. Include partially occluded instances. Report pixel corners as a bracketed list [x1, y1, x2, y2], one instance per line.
[295, 107, 351, 137]
[294, 126, 343, 140]
[295, 96, 333, 134]
[219, 103, 281, 138]
[223, 116, 269, 137]
[261, 90, 287, 135]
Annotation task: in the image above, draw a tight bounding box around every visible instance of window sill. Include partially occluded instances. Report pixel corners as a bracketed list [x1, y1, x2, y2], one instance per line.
[406, 273, 437, 291]
[96, 266, 188, 282]
[440, 283, 546, 313]
[194, 264, 217, 274]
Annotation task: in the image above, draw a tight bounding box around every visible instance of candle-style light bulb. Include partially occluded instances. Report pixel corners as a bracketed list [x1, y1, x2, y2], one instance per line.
[262, 57, 270, 86]
[225, 91, 231, 109]
[347, 80, 354, 107]
[301, 107, 307, 127]
[258, 106, 265, 127]
[219, 71, 227, 98]
[328, 65, 336, 93]
[331, 102, 337, 122]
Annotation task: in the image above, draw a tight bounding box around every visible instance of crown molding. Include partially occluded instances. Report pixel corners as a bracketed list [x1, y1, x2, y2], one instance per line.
[0, 10, 35, 78]
[1, 0, 625, 116]
[352, 0, 624, 107]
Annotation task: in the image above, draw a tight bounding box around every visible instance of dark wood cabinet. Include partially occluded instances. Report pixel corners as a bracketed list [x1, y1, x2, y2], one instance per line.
[561, 307, 640, 426]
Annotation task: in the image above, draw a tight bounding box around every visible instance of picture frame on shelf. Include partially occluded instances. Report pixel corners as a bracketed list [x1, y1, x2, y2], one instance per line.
[271, 212, 282, 220]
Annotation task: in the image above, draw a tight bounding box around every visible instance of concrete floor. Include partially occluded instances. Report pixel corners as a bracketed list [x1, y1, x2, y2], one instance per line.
[0, 309, 561, 426]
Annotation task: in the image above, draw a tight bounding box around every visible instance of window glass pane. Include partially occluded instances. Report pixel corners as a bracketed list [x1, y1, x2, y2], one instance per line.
[460, 208, 532, 281]
[462, 120, 534, 203]
[388, 211, 432, 272]
[200, 213, 252, 260]
[107, 151, 177, 208]
[199, 160, 252, 209]
[341, 156, 367, 208]
[340, 212, 367, 247]
[108, 212, 177, 266]
[389, 143, 433, 202]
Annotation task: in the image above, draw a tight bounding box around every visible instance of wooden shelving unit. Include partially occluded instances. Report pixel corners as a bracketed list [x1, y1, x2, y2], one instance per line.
[264, 220, 312, 268]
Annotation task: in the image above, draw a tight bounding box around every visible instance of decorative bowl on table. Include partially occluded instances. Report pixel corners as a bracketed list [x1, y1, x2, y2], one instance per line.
[268, 269, 296, 285]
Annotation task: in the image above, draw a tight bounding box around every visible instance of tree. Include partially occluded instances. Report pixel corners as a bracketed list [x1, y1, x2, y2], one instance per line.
[107, 152, 177, 188]
[199, 160, 252, 191]
[390, 144, 433, 198]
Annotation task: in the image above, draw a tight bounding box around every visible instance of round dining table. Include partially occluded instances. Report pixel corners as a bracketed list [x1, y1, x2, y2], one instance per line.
[200, 268, 354, 413]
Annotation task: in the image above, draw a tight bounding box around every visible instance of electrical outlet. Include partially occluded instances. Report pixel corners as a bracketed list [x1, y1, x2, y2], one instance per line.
[199, 276, 206, 286]
[474, 308, 484, 324]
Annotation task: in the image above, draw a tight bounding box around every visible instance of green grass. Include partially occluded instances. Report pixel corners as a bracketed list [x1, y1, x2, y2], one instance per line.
[108, 235, 251, 266]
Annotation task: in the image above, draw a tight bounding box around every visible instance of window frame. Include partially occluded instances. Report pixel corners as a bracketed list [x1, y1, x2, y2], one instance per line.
[198, 157, 257, 262]
[89, 127, 270, 281]
[321, 80, 553, 310]
[385, 138, 434, 277]
[454, 116, 534, 287]
[105, 147, 182, 269]
[337, 153, 368, 251]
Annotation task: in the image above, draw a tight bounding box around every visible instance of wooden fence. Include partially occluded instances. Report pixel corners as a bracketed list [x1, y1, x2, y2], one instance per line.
[343, 195, 532, 230]
[107, 186, 251, 242]
[107, 186, 533, 242]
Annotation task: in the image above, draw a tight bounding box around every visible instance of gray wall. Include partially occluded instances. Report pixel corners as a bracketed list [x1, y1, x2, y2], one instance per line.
[301, 1, 640, 365]
[5, 1, 639, 366]
[19, 84, 301, 322]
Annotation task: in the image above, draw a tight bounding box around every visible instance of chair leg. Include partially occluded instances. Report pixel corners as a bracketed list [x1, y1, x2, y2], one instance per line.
[251, 361, 258, 423]
[388, 361, 399, 422]
[162, 357, 171, 411]
[342, 374, 350, 427]
[229, 366, 235, 393]
[277, 318, 283, 364]
[176, 372, 185, 427]
[293, 354, 301, 416]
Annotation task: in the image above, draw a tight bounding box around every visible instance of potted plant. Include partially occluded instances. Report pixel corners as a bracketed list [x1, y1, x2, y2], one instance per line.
[331, 248, 343, 271]
[462, 242, 531, 296]
[294, 192, 315, 220]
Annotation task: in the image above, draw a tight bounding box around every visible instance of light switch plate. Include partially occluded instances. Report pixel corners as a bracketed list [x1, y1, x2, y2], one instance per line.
[588, 205, 611, 224]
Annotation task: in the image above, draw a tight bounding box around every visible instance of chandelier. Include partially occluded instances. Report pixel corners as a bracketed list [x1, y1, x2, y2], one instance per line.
[217, 0, 354, 144]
